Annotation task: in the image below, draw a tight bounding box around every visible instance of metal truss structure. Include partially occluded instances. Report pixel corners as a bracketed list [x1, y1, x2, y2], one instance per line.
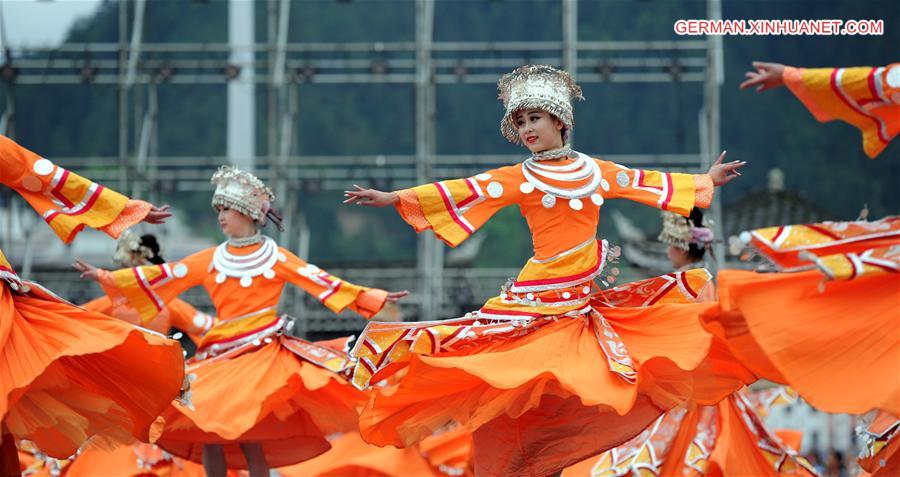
[0, 0, 724, 332]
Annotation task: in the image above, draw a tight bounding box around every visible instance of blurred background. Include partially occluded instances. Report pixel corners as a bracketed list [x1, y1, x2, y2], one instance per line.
[0, 1, 895, 469]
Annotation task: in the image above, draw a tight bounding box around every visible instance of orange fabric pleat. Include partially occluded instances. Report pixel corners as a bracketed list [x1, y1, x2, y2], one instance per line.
[707, 270, 900, 415]
[359, 302, 718, 477]
[1, 289, 185, 458]
[156, 336, 364, 469]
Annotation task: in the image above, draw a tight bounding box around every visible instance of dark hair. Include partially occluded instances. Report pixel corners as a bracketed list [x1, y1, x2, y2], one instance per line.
[140, 234, 165, 264]
[687, 208, 705, 261]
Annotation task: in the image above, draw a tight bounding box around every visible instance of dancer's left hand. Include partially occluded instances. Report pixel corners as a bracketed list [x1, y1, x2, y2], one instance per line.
[73, 258, 100, 281]
[708, 151, 745, 186]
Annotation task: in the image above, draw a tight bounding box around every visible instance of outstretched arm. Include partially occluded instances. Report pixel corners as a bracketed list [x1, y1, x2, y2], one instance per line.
[0, 135, 172, 243]
[276, 248, 407, 319]
[739, 60, 899, 158]
[73, 250, 209, 325]
[599, 151, 744, 216]
[344, 165, 523, 247]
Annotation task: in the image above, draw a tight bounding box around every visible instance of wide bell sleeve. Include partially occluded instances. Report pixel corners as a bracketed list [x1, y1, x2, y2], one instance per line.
[393, 164, 523, 247]
[783, 63, 899, 158]
[101, 249, 213, 326]
[275, 248, 387, 319]
[597, 159, 713, 216]
[0, 134, 153, 243]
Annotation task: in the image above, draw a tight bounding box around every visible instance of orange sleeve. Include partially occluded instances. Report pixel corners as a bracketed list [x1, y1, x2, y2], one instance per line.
[394, 189, 430, 232]
[598, 159, 711, 216]
[0, 135, 151, 243]
[107, 249, 212, 325]
[393, 164, 523, 247]
[275, 248, 387, 319]
[166, 299, 215, 341]
[693, 174, 714, 209]
[783, 64, 899, 158]
[98, 200, 152, 239]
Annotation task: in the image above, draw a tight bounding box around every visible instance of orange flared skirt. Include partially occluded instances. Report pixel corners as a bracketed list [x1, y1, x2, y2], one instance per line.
[359, 301, 731, 477]
[703, 270, 900, 416]
[1, 286, 185, 459]
[156, 335, 365, 469]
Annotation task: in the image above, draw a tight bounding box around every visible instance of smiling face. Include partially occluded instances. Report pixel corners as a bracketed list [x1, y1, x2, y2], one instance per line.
[515, 109, 565, 154]
[217, 206, 257, 238]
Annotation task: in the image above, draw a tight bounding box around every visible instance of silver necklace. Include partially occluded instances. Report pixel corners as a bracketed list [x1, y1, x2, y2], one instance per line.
[529, 145, 574, 162]
[213, 236, 285, 287]
[521, 151, 604, 200]
[228, 232, 264, 248]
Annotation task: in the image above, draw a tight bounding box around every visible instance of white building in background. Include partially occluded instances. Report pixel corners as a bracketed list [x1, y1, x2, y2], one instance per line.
[764, 399, 868, 458]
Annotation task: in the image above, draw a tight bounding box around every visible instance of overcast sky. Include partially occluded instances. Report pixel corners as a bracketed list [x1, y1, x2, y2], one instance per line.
[0, 0, 102, 48]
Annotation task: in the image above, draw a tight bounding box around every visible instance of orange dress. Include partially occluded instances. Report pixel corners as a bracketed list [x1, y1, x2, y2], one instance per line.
[103, 237, 388, 469]
[561, 386, 816, 477]
[351, 154, 734, 476]
[782, 63, 899, 158]
[0, 135, 186, 459]
[702, 217, 900, 417]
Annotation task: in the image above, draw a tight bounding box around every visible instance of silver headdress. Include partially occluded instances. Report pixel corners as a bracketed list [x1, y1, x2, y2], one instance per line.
[113, 230, 156, 267]
[210, 166, 275, 223]
[497, 65, 584, 144]
[658, 211, 714, 251]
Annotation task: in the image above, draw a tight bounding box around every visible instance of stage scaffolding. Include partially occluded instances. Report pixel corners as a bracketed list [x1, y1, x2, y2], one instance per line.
[0, 0, 723, 334]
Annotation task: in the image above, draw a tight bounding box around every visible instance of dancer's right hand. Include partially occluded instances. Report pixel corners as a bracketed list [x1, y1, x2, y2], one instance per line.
[739, 61, 786, 92]
[144, 204, 173, 224]
[342, 185, 399, 207]
[72, 258, 100, 282]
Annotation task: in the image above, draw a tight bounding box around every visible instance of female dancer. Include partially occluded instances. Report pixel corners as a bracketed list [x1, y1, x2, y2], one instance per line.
[75, 165, 407, 477]
[0, 135, 185, 475]
[740, 61, 898, 158]
[343, 65, 745, 476]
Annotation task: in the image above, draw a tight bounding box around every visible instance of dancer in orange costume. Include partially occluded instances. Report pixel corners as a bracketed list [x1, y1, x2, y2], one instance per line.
[702, 217, 899, 418]
[0, 135, 185, 476]
[75, 166, 407, 477]
[563, 213, 812, 477]
[740, 61, 899, 158]
[80, 231, 215, 344]
[343, 65, 745, 477]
